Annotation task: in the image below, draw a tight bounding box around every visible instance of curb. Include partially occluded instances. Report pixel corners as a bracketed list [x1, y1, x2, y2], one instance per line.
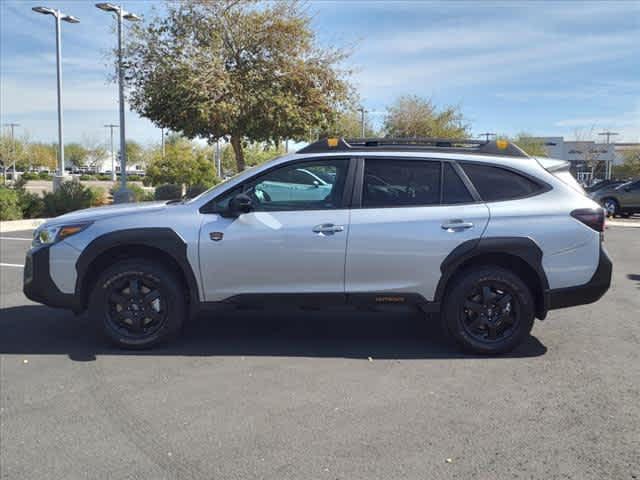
[0, 218, 46, 233]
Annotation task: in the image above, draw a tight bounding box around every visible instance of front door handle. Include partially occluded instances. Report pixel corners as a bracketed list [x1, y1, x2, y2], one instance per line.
[313, 223, 345, 235]
[441, 220, 474, 232]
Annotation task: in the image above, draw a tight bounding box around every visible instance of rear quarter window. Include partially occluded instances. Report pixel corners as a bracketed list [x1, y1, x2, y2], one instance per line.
[461, 163, 543, 202]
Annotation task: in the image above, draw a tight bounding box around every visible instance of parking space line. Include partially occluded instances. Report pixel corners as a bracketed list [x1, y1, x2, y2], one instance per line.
[0, 237, 32, 241]
[0, 263, 24, 268]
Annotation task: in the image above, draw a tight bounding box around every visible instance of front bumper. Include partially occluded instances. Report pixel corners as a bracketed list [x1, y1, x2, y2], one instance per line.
[23, 245, 81, 311]
[546, 244, 612, 310]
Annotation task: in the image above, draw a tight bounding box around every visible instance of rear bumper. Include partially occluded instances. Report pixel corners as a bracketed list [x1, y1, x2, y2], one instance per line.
[23, 245, 81, 312]
[546, 245, 612, 310]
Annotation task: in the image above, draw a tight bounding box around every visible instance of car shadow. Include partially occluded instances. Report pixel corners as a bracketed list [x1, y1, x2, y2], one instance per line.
[627, 273, 640, 288]
[0, 305, 547, 362]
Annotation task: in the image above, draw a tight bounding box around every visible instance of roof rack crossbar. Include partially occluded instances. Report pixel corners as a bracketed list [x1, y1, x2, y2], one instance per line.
[297, 137, 529, 158]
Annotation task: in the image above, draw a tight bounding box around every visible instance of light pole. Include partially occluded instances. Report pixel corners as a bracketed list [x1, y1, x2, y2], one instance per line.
[598, 131, 619, 180]
[104, 124, 118, 181]
[32, 6, 79, 190]
[2, 123, 20, 183]
[479, 132, 496, 142]
[96, 3, 141, 203]
[357, 107, 367, 138]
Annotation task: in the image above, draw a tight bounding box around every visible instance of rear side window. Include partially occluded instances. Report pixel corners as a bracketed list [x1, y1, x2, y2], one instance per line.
[443, 163, 474, 204]
[462, 164, 541, 201]
[363, 159, 441, 207]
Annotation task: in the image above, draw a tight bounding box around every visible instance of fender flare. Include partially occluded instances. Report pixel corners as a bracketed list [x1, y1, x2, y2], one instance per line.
[75, 228, 200, 309]
[434, 237, 550, 313]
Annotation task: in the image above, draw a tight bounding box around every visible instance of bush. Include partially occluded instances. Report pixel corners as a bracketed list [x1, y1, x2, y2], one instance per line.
[186, 183, 212, 199]
[38, 171, 52, 180]
[42, 180, 100, 217]
[110, 183, 154, 202]
[89, 187, 109, 206]
[18, 190, 44, 218]
[97, 174, 112, 181]
[127, 174, 142, 182]
[79, 174, 97, 181]
[154, 183, 182, 201]
[20, 172, 40, 181]
[0, 187, 22, 220]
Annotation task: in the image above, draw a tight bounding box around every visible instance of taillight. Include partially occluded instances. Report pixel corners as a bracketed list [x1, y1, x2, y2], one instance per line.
[571, 208, 605, 232]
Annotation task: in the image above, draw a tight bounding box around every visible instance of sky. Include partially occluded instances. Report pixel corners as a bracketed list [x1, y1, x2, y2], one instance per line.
[1, 0, 639, 148]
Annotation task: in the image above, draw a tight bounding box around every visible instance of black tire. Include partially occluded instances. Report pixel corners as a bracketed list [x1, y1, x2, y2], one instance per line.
[442, 266, 535, 355]
[602, 198, 619, 217]
[89, 259, 186, 349]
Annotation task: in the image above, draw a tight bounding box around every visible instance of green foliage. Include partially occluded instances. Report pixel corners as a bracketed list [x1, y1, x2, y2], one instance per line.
[509, 133, 547, 157]
[186, 183, 212, 199]
[97, 174, 112, 181]
[0, 186, 22, 220]
[41, 180, 102, 217]
[146, 137, 217, 187]
[79, 174, 97, 181]
[127, 174, 142, 182]
[17, 190, 44, 219]
[124, 0, 353, 172]
[613, 149, 640, 178]
[20, 172, 40, 181]
[38, 171, 52, 180]
[320, 110, 379, 138]
[383, 95, 469, 139]
[221, 141, 284, 175]
[110, 183, 154, 202]
[65, 143, 89, 167]
[154, 183, 183, 201]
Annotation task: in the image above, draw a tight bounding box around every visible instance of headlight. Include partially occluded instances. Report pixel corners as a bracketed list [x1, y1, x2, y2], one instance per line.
[33, 222, 92, 247]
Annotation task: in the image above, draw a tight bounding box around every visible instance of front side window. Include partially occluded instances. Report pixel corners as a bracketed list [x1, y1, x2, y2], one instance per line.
[242, 159, 349, 211]
[362, 159, 441, 208]
[461, 163, 542, 202]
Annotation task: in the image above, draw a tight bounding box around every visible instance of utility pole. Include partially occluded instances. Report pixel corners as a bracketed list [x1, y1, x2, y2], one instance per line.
[2, 123, 20, 183]
[215, 139, 221, 179]
[96, 3, 141, 202]
[104, 124, 118, 181]
[357, 107, 367, 138]
[598, 130, 619, 180]
[479, 132, 496, 142]
[161, 127, 166, 159]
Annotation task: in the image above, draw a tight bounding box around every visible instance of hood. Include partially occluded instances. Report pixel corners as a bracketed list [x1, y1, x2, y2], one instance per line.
[44, 201, 170, 226]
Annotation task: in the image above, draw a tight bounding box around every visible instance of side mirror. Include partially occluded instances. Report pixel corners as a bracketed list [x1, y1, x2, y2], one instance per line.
[227, 193, 253, 217]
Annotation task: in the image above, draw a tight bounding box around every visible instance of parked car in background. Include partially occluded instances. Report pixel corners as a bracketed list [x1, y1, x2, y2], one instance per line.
[590, 179, 640, 217]
[585, 179, 626, 193]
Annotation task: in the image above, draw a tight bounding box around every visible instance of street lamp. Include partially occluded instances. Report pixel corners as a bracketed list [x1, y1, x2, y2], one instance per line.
[32, 6, 79, 191]
[95, 3, 141, 203]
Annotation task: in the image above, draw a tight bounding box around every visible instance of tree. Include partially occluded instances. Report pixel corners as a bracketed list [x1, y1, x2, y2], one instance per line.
[65, 143, 89, 167]
[81, 135, 108, 172]
[28, 143, 57, 170]
[319, 110, 379, 138]
[146, 137, 217, 187]
[509, 133, 547, 157]
[383, 95, 469, 139]
[126, 140, 145, 168]
[220, 141, 285, 175]
[613, 148, 640, 178]
[124, 0, 353, 173]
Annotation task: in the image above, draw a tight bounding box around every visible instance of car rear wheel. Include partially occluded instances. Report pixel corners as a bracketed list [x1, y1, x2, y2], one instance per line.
[89, 259, 185, 349]
[442, 266, 535, 355]
[602, 198, 619, 217]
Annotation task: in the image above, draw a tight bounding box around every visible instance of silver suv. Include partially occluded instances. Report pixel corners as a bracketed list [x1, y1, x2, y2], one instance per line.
[24, 138, 612, 354]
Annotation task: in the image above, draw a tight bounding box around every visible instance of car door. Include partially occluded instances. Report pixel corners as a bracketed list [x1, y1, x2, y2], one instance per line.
[619, 180, 640, 209]
[199, 158, 354, 301]
[345, 158, 489, 301]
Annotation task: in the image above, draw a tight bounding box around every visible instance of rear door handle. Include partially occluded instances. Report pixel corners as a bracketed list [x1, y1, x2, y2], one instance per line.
[441, 220, 474, 231]
[313, 223, 345, 235]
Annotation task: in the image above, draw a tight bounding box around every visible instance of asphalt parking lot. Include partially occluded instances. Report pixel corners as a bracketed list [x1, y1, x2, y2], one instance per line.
[1, 227, 638, 480]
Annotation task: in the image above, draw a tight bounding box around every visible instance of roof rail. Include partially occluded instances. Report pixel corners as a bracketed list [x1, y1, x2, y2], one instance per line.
[297, 137, 529, 158]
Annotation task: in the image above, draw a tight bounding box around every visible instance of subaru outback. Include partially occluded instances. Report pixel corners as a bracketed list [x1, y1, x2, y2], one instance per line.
[23, 138, 612, 354]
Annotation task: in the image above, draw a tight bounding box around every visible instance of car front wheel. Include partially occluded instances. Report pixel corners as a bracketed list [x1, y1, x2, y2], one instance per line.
[602, 198, 619, 217]
[442, 266, 535, 355]
[89, 259, 186, 349]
